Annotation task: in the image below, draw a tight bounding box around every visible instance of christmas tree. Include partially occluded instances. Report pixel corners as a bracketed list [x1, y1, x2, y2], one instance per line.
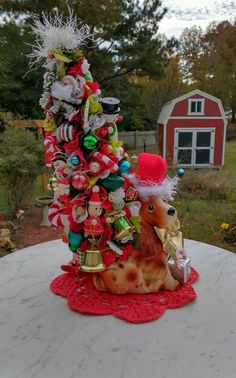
[30, 12, 193, 297]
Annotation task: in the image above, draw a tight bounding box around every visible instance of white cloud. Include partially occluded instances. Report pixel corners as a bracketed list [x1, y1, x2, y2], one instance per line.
[159, 0, 236, 37]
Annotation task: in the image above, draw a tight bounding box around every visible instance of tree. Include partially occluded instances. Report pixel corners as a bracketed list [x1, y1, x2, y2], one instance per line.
[204, 22, 236, 123]
[140, 55, 188, 127]
[1, 1, 174, 81]
[0, 19, 44, 118]
[179, 22, 236, 123]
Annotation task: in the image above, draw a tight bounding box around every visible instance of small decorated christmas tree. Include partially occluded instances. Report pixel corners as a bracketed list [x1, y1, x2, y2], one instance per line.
[29, 12, 196, 307]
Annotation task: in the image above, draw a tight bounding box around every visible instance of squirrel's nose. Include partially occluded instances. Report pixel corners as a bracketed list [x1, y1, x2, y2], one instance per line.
[167, 207, 176, 216]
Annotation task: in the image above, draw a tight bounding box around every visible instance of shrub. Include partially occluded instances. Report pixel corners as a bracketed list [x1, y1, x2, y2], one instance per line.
[0, 111, 13, 133]
[0, 127, 44, 214]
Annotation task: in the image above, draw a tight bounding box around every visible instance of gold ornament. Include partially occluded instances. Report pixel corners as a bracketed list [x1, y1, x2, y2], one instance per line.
[80, 249, 105, 272]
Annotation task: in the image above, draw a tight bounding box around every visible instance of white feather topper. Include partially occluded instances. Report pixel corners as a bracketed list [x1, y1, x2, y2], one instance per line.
[129, 174, 179, 201]
[28, 10, 90, 67]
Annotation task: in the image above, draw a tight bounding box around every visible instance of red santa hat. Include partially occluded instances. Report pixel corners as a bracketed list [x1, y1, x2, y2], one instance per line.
[130, 153, 179, 200]
[89, 185, 102, 205]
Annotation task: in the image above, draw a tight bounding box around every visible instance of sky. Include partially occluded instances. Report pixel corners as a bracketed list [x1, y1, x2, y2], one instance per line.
[159, 0, 236, 37]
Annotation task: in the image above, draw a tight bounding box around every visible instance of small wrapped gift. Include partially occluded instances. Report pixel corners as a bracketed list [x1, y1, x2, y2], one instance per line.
[168, 257, 191, 284]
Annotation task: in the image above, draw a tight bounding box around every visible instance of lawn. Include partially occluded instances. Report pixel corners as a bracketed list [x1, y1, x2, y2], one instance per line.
[173, 198, 236, 253]
[224, 139, 236, 170]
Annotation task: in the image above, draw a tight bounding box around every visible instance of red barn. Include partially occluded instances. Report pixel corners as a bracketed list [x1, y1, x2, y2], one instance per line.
[157, 89, 227, 168]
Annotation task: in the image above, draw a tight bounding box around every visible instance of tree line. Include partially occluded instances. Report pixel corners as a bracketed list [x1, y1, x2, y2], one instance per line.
[0, 0, 235, 130]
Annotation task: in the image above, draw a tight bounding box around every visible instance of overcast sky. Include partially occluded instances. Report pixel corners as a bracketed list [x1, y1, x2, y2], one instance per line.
[159, 0, 236, 37]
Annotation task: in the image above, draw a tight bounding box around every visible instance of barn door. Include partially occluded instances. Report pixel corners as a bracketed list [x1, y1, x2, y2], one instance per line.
[174, 128, 215, 166]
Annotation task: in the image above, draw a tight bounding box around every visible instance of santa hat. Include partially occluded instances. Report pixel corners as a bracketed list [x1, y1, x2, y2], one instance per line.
[89, 185, 102, 205]
[130, 153, 179, 201]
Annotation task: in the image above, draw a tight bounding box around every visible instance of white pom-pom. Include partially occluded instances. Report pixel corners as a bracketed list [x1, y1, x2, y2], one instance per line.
[91, 219, 97, 226]
[89, 162, 100, 173]
[109, 188, 125, 203]
[92, 185, 99, 193]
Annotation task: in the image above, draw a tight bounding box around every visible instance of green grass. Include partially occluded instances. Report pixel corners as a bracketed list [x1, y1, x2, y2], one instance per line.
[173, 198, 236, 253]
[224, 140, 236, 170]
[0, 186, 7, 211]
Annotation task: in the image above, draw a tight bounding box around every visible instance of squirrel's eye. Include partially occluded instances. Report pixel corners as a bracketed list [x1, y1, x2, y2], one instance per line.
[148, 204, 155, 211]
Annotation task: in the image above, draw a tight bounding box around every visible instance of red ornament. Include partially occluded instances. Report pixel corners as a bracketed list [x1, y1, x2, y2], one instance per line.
[125, 186, 138, 202]
[86, 81, 99, 93]
[95, 126, 108, 139]
[102, 250, 116, 267]
[67, 58, 84, 77]
[71, 172, 89, 190]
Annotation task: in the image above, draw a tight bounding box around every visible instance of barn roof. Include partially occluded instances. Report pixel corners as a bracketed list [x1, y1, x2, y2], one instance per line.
[157, 89, 226, 125]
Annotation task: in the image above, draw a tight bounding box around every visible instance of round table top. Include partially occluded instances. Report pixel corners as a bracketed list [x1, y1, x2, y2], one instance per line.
[0, 239, 236, 378]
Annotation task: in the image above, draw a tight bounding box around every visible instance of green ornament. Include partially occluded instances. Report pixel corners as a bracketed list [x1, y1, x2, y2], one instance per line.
[68, 231, 84, 248]
[83, 134, 98, 150]
[99, 173, 125, 191]
[69, 243, 77, 253]
[85, 71, 93, 82]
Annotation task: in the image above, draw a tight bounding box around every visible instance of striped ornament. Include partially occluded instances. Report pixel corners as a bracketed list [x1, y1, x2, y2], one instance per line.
[56, 123, 76, 142]
[44, 135, 61, 167]
[93, 151, 118, 172]
[48, 199, 69, 230]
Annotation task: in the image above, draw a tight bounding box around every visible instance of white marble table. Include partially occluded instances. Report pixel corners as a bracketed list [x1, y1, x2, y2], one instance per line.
[0, 239, 236, 378]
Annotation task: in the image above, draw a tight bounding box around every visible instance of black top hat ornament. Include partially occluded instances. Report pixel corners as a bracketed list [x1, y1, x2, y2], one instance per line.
[101, 97, 120, 114]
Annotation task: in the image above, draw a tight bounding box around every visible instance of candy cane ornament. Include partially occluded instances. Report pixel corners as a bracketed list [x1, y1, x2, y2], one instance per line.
[48, 199, 70, 234]
[93, 151, 118, 173]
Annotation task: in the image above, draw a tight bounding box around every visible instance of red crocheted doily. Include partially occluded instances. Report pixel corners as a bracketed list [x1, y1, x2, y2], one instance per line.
[50, 266, 199, 323]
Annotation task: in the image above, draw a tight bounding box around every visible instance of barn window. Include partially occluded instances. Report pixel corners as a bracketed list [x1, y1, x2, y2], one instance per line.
[188, 99, 205, 115]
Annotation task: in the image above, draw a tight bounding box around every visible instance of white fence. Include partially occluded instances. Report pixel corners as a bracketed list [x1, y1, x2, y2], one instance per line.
[119, 130, 157, 148]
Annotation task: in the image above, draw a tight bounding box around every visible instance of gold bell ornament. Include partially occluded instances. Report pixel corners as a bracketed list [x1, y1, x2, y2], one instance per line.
[80, 248, 105, 272]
